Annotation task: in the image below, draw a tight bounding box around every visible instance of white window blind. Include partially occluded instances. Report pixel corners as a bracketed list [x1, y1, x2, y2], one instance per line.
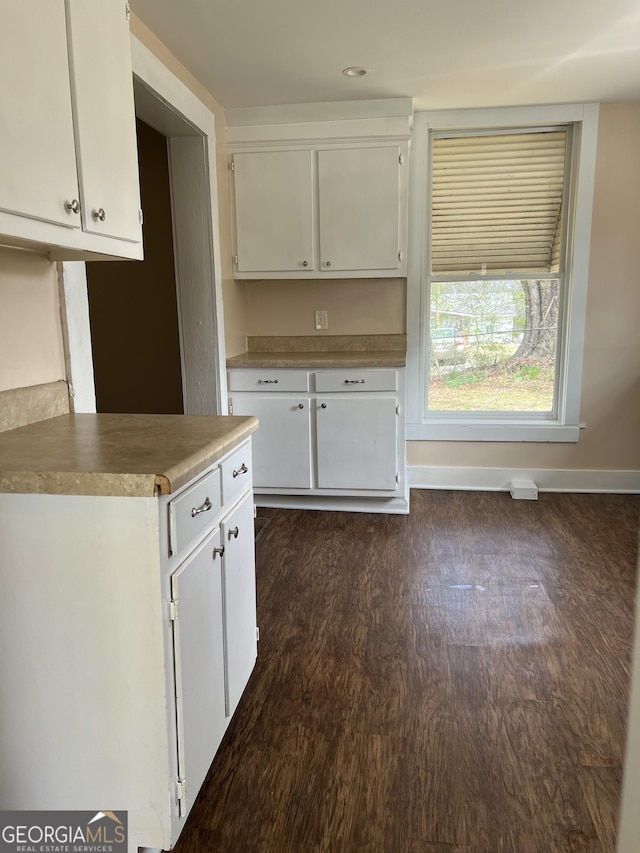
[431, 130, 567, 276]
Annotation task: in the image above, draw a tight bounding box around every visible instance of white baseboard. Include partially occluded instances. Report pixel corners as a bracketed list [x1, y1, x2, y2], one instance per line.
[408, 466, 640, 494]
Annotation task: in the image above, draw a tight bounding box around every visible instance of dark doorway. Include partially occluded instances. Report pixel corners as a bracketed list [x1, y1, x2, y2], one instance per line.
[86, 118, 183, 414]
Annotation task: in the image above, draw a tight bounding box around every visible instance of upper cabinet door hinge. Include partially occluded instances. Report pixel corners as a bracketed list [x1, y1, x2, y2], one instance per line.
[176, 778, 186, 816]
[234, 254, 238, 265]
[169, 599, 178, 622]
[396, 404, 400, 415]
[230, 158, 235, 172]
[398, 250, 402, 263]
[125, 2, 131, 21]
[138, 209, 144, 226]
[256, 626, 260, 642]
[399, 153, 404, 166]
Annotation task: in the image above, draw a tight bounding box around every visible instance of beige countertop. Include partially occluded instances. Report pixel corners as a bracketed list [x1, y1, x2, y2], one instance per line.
[226, 334, 407, 369]
[227, 350, 406, 368]
[0, 413, 258, 498]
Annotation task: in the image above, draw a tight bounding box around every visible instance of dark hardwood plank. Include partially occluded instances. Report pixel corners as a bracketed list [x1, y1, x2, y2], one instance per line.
[173, 491, 638, 853]
[579, 766, 623, 853]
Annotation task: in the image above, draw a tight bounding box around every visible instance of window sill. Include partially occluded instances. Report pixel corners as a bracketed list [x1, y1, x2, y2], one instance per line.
[405, 421, 581, 442]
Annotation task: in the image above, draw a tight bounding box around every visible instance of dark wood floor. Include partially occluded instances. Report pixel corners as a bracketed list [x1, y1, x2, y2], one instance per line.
[174, 490, 639, 853]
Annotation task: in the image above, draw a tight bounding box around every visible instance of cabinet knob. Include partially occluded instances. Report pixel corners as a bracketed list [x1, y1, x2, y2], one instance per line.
[324, 261, 331, 267]
[92, 207, 106, 222]
[212, 546, 225, 560]
[297, 403, 304, 409]
[65, 199, 80, 215]
[228, 526, 239, 540]
[302, 260, 308, 267]
[320, 403, 327, 409]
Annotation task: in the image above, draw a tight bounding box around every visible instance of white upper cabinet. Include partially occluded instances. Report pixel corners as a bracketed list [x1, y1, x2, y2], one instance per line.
[0, 3, 80, 229]
[227, 100, 412, 279]
[318, 146, 402, 272]
[233, 150, 315, 273]
[66, 0, 142, 244]
[231, 144, 407, 278]
[0, 0, 142, 260]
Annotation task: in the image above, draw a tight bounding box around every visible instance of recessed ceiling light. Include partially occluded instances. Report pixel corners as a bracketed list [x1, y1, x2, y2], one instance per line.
[342, 66, 370, 78]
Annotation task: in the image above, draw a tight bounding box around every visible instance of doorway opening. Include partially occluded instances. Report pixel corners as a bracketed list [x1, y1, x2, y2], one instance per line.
[64, 38, 228, 419]
[86, 118, 183, 414]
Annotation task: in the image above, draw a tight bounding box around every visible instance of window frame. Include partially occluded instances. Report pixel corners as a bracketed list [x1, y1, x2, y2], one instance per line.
[406, 104, 599, 442]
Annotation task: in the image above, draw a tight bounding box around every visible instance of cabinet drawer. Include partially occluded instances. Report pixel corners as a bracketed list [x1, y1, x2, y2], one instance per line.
[168, 468, 222, 558]
[220, 441, 253, 505]
[314, 369, 397, 392]
[228, 369, 309, 392]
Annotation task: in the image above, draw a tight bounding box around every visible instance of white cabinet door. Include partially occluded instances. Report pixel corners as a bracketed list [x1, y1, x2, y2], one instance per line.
[318, 147, 401, 271]
[66, 0, 142, 243]
[0, 2, 80, 228]
[233, 150, 315, 272]
[316, 397, 398, 490]
[231, 396, 312, 489]
[221, 493, 257, 717]
[170, 528, 227, 816]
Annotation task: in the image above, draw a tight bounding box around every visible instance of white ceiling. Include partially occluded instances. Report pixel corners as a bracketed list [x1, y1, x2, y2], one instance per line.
[130, 0, 640, 111]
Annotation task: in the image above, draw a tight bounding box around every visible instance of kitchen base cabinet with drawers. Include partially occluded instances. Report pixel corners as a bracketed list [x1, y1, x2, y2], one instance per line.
[229, 368, 409, 514]
[0, 439, 257, 852]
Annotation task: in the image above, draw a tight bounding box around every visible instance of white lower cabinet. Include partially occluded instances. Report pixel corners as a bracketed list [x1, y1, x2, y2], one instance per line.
[171, 528, 227, 817]
[0, 439, 257, 852]
[229, 368, 407, 511]
[230, 396, 312, 489]
[316, 396, 398, 490]
[221, 492, 259, 715]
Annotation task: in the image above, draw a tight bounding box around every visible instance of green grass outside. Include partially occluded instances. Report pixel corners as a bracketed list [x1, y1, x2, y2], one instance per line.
[428, 364, 555, 412]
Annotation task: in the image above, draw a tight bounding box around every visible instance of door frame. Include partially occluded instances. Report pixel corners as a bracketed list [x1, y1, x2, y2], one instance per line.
[61, 34, 227, 416]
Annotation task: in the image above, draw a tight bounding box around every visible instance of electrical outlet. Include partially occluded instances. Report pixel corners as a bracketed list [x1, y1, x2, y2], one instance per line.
[314, 309, 328, 330]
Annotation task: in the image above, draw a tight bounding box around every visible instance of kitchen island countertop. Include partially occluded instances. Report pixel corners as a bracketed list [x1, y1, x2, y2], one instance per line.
[0, 413, 258, 497]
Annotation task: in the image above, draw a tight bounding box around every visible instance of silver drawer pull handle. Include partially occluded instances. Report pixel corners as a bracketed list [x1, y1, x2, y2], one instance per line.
[233, 463, 248, 478]
[65, 199, 80, 214]
[92, 207, 106, 222]
[344, 379, 366, 384]
[191, 497, 212, 517]
[228, 526, 239, 540]
[257, 379, 279, 384]
[212, 546, 225, 560]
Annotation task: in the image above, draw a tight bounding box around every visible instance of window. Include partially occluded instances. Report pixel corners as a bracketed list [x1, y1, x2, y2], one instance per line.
[406, 105, 599, 441]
